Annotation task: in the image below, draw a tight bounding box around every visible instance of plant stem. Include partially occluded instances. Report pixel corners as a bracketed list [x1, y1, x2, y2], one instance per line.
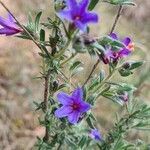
[54, 40, 71, 58]
[58, 69, 76, 88]
[110, 5, 123, 34]
[94, 68, 116, 94]
[83, 59, 100, 86]
[43, 69, 51, 142]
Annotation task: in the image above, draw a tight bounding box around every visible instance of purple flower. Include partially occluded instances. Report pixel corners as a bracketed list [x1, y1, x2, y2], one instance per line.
[89, 129, 102, 141]
[55, 87, 91, 124]
[57, 0, 98, 31]
[118, 91, 129, 103]
[101, 33, 134, 64]
[0, 13, 22, 36]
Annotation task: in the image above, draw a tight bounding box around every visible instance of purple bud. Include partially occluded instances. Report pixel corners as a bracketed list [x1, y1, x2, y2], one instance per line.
[89, 129, 102, 141]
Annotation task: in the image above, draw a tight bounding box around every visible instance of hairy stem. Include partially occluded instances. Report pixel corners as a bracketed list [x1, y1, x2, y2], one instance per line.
[110, 5, 123, 34]
[43, 69, 51, 142]
[95, 68, 116, 98]
[58, 69, 76, 88]
[83, 59, 100, 86]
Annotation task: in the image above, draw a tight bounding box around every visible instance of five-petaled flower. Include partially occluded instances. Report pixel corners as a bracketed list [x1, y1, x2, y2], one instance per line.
[89, 129, 102, 141]
[57, 0, 98, 31]
[0, 13, 22, 36]
[101, 33, 134, 64]
[55, 87, 91, 124]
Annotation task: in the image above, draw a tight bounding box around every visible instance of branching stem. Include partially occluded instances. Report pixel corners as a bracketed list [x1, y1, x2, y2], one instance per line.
[43, 69, 51, 142]
[83, 5, 123, 86]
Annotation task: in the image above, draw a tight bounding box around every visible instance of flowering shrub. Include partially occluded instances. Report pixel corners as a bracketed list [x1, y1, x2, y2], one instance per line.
[0, 0, 150, 149]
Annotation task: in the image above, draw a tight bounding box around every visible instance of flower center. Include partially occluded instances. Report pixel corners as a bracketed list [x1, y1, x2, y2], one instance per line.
[112, 52, 118, 58]
[74, 15, 81, 20]
[126, 42, 134, 51]
[72, 102, 80, 110]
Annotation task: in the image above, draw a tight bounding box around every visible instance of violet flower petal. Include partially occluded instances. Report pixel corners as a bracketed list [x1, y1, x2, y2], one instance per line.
[80, 101, 91, 113]
[90, 129, 102, 141]
[79, 0, 89, 12]
[0, 16, 11, 28]
[122, 37, 131, 46]
[8, 13, 15, 22]
[74, 21, 87, 32]
[57, 10, 72, 21]
[57, 92, 73, 105]
[81, 12, 98, 24]
[0, 16, 17, 30]
[68, 111, 80, 124]
[109, 33, 118, 40]
[119, 48, 131, 57]
[66, 0, 78, 9]
[71, 87, 83, 101]
[55, 106, 72, 118]
[0, 28, 18, 36]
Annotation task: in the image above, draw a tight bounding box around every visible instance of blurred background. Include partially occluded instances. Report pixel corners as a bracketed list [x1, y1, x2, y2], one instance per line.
[0, 0, 150, 149]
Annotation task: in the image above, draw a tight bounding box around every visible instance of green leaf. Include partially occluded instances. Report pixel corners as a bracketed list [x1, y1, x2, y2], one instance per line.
[89, 113, 97, 121]
[65, 138, 77, 149]
[78, 136, 87, 149]
[119, 68, 133, 77]
[122, 1, 136, 6]
[70, 61, 82, 71]
[88, 78, 100, 91]
[87, 95, 96, 105]
[40, 45, 51, 58]
[58, 83, 68, 90]
[35, 11, 42, 31]
[88, 0, 99, 10]
[111, 39, 125, 48]
[40, 29, 45, 42]
[99, 70, 105, 82]
[71, 67, 84, 77]
[92, 42, 106, 53]
[17, 35, 31, 40]
[129, 61, 143, 70]
[119, 83, 136, 92]
[28, 13, 33, 25]
[108, 0, 136, 6]
[38, 52, 48, 58]
[86, 116, 95, 128]
[70, 61, 84, 76]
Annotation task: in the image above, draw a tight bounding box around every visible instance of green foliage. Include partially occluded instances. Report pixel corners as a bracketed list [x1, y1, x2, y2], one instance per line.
[119, 61, 143, 77]
[100, 99, 150, 150]
[105, 0, 136, 6]
[88, 0, 99, 10]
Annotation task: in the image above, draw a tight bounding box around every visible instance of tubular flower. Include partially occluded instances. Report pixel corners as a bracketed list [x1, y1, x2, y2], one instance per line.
[55, 87, 91, 124]
[57, 0, 99, 31]
[102, 33, 134, 64]
[89, 129, 102, 141]
[0, 13, 22, 36]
